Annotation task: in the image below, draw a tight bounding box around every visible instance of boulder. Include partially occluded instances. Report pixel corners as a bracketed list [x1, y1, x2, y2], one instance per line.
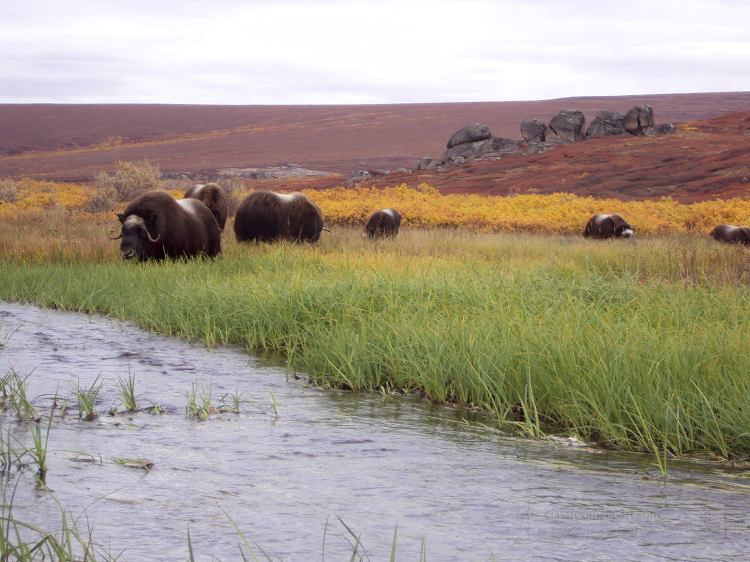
[346, 170, 371, 183]
[543, 129, 566, 143]
[441, 139, 493, 165]
[490, 137, 521, 153]
[415, 157, 438, 170]
[655, 123, 676, 135]
[447, 124, 492, 149]
[548, 109, 586, 142]
[525, 143, 553, 155]
[520, 118, 547, 142]
[623, 105, 655, 135]
[585, 110, 627, 137]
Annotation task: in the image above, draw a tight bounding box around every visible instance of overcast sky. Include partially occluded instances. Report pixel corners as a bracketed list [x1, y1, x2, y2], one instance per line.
[2, 0, 749, 105]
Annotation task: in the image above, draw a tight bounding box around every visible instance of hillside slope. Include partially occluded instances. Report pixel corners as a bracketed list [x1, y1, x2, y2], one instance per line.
[1, 92, 748, 186]
[313, 110, 750, 203]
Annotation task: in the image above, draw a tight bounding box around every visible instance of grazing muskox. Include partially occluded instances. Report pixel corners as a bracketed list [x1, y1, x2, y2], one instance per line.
[113, 191, 221, 260]
[583, 213, 634, 239]
[184, 182, 228, 230]
[364, 208, 401, 238]
[234, 191, 325, 243]
[710, 224, 750, 245]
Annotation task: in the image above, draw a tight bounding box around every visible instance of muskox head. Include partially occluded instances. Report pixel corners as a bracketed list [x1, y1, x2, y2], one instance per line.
[234, 191, 325, 243]
[710, 224, 750, 245]
[113, 212, 160, 260]
[364, 208, 402, 238]
[583, 213, 634, 239]
[113, 191, 222, 261]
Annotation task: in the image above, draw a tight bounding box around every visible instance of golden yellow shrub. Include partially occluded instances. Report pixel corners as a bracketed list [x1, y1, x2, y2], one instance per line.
[303, 184, 750, 235]
[5, 179, 750, 236]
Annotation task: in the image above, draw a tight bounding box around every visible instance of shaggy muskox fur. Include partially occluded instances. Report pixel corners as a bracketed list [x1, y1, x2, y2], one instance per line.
[583, 213, 634, 239]
[710, 224, 750, 245]
[183, 183, 228, 230]
[364, 208, 401, 238]
[114, 191, 221, 260]
[234, 191, 325, 243]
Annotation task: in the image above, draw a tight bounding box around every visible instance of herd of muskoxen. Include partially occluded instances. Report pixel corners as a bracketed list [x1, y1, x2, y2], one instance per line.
[110, 183, 750, 260]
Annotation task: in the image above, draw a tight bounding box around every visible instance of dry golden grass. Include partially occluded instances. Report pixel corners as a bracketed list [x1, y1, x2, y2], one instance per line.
[2, 179, 750, 245]
[304, 184, 750, 234]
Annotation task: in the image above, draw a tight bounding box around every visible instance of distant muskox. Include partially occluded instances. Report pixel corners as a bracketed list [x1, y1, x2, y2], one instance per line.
[710, 224, 750, 245]
[113, 191, 221, 260]
[364, 208, 401, 238]
[234, 191, 325, 243]
[583, 213, 634, 239]
[184, 182, 228, 230]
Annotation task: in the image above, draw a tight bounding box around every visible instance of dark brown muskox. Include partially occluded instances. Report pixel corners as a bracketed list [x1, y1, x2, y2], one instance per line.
[113, 191, 221, 260]
[364, 208, 401, 238]
[710, 224, 750, 245]
[234, 191, 325, 243]
[184, 182, 228, 230]
[583, 213, 634, 239]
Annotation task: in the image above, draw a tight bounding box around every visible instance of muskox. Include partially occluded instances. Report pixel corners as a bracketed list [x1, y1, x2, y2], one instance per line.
[113, 191, 221, 260]
[234, 191, 325, 243]
[364, 208, 401, 238]
[583, 213, 634, 239]
[184, 182, 228, 230]
[710, 224, 750, 245]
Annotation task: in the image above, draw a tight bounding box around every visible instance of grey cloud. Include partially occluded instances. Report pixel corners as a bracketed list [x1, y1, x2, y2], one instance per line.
[173, 57, 479, 104]
[0, 53, 148, 102]
[2, 0, 749, 104]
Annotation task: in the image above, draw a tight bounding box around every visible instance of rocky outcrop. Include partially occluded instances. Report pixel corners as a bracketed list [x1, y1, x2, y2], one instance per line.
[441, 135, 524, 164]
[415, 157, 438, 170]
[346, 170, 371, 183]
[543, 128, 565, 144]
[655, 123, 676, 135]
[490, 137, 521, 152]
[623, 105, 655, 135]
[520, 119, 547, 142]
[442, 139, 493, 165]
[447, 124, 492, 149]
[523, 104, 670, 143]
[585, 110, 627, 138]
[441, 123, 496, 164]
[548, 109, 586, 142]
[438, 105, 669, 169]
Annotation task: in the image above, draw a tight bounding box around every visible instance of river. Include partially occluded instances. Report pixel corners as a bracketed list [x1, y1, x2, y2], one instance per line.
[0, 302, 748, 561]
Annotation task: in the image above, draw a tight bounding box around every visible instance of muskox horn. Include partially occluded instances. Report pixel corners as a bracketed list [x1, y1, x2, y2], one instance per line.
[147, 231, 161, 243]
[108, 232, 123, 240]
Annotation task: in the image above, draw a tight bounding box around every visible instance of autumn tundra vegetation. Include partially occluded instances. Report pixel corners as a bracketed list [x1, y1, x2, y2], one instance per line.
[1, 162, 750, 468]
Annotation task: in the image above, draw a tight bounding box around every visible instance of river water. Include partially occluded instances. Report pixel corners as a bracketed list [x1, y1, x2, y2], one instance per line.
[0, 301, 748, 561]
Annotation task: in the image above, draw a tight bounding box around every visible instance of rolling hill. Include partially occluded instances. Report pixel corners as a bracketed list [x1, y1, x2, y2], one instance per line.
[1, 91, 748, 202]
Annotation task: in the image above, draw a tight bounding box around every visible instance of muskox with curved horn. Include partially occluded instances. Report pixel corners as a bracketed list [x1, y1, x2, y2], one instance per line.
[113, 191, 221, 260]
[184, 182, 228, 230]
[710, 224, 750, 245]
[364, 208, 401, 238]
[583, 213, 634, 239]
[234, 191, 325, 243]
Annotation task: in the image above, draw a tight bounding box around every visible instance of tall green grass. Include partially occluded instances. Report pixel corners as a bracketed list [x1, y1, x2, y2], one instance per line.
[1, 228, 749, 459]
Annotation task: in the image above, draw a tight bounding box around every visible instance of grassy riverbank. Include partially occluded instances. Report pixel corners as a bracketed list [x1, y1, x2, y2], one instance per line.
[2, 225, 750, 461]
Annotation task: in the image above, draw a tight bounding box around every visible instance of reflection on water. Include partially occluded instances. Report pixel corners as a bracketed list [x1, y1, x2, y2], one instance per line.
[1, 301, 749, 561]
